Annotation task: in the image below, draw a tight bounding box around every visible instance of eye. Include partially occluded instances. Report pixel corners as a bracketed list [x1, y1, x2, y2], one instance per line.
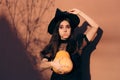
[66, 25, 71, 29]
[59, 25, 63, 29]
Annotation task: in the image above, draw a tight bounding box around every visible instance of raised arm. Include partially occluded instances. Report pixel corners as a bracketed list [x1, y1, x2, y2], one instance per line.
[68, 8, 99, 41]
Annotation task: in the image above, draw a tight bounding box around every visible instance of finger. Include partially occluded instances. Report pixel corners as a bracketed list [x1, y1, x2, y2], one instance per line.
[42, 58, 48, 62]
[67, 9, 71, 12]
[69, 9, 75, 12]
[67, 9, 75, 13]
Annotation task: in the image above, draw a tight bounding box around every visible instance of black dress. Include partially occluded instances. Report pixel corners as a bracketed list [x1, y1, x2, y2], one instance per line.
[50, 33, 92, 80]
[41, 27, 103, 80]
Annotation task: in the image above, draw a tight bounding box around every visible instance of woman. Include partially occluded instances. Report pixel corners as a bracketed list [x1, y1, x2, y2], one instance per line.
[39, 8, 99, 80]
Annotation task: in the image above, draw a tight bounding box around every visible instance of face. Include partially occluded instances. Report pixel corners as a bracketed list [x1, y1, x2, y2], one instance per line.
[58, 20, 71, 40]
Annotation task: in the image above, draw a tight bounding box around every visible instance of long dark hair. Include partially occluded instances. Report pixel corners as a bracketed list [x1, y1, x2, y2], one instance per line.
[41, 18, 78, 60]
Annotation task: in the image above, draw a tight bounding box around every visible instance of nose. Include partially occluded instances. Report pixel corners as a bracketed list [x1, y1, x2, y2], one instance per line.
[63, 27, 67, 32]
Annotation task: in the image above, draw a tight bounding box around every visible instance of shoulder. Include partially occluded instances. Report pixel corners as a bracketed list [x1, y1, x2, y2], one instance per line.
[75, 33, 89, 42]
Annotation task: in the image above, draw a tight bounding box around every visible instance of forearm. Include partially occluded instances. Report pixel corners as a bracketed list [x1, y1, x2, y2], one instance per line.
[77, 11, 99, 41]
[77, 11, 99, 29]
[37, 58, 52, 71]
[40, 62, 51, 69]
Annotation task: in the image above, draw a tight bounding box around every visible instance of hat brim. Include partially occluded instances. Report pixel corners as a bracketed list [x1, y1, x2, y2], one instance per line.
[48, 8, 80, 35]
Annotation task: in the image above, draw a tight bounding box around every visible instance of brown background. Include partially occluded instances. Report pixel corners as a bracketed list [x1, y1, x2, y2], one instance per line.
[0, 0, 120, 80]
[53, 0, 120, 80]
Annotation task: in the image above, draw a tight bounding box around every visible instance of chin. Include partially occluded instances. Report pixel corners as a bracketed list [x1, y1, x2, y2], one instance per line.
[62, 37, 69, 40]
[61, 35, 70, 40]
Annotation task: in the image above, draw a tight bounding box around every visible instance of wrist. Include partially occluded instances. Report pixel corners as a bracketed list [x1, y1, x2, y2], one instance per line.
[49, 61, 53, 69]
[77, 11, 84, 16]
[77, 12, 80, 16]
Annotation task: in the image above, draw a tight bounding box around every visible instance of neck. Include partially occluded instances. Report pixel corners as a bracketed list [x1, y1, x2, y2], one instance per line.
[60, 39, 68, 43]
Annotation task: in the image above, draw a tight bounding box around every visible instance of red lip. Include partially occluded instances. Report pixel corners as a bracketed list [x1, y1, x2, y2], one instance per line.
[63, 34, 68, 36]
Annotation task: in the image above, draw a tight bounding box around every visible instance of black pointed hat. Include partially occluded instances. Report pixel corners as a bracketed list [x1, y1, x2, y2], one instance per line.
[48, 8, 80, 34]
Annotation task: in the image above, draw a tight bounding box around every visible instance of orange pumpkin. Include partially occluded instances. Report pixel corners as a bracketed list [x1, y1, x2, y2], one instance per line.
[52, 50, 73, 74]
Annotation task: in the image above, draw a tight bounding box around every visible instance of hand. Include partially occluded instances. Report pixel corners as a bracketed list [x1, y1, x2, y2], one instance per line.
[39, 58, 51, 69]
[68, 8, 81, 15]
[51, 59, 62, 70]
[51, 59, 65, 74]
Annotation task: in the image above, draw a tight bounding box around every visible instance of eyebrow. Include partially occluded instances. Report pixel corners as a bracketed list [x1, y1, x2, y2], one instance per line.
[59, 24, 70, 26]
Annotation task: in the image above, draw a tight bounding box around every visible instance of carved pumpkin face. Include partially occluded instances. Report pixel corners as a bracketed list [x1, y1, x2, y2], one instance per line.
[53, 50, 73, 74]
